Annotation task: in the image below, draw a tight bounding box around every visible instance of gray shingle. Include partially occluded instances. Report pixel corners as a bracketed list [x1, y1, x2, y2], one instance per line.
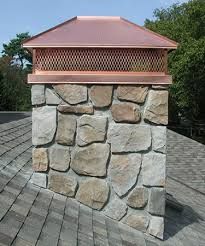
[0, 117, 204, 246]
[167, 129, 205, 194]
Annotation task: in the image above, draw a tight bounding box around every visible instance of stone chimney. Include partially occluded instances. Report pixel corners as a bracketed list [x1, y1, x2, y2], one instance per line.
[23, 16, 178, 239]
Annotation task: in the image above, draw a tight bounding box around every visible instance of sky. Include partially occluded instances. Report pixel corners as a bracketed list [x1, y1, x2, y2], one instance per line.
[0, 0, 188, 52]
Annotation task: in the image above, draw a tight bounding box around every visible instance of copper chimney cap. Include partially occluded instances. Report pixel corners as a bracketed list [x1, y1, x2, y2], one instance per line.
[23, 16, 178, 49]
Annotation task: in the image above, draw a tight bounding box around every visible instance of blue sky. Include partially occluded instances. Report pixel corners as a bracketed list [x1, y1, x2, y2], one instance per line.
[0, 0, 188, 52]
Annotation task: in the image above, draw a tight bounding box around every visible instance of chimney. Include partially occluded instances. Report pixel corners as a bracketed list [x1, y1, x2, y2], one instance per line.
[23, 16, 178, 240]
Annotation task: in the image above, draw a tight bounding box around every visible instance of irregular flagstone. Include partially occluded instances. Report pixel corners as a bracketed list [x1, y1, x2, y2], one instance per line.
[110, 154, 141, 197]
[117, 86, 148, 103]
[77, 115, 107, 146]
[152, 126, 167, 153]
[46, 88, 61, 105]
[123, 213, 149, 233]
[108, 124, 151, 153]
[29, 83, 169, 240]
[111, 103, 141, 123]
[90, 85, 113, 107]
[31, 85, 45, 105]
[30, 173, 47, 188]
[32, 148, 48, 172]
[144, 90, 168, 125]
[49, 145, 70, 171]
[71, 143, 110, 177]
[57, 104, 94, 114]
[142, 152, 166, 187]
[104, 197, 127, 221]
[127, 187, 148, 208]
[148, 216, 164, 240]
[118, 223, 146, 246]
[48, 171, 78, 197]
[152, 85, 168, 90]
[56, 113, 76, 145]
[53, 84, 87, 105]
[148, 188, 165, 216]
[76, 178, 109, 210]
[32, 106, 56, 146]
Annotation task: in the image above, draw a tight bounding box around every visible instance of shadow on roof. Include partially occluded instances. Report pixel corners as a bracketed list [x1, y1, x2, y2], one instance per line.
[164, 200, 204, 241]
[0, 112, 31, 124]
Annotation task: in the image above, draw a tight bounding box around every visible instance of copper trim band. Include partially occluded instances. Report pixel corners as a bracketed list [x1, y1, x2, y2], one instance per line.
[28, 73, 172, 84]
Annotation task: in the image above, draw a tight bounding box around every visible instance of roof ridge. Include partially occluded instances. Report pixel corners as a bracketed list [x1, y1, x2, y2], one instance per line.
[76, 16, 121, 20]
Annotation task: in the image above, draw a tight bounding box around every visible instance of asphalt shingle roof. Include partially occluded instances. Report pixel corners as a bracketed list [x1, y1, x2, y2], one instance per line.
[0, 117, 204, 246]
[167, 129, 205, 194]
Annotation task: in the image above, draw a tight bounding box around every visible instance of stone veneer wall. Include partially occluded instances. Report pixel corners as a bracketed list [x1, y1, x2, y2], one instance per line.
[31, 84, 168, 239]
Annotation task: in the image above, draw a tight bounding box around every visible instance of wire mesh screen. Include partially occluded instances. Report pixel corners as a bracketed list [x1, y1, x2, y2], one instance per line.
[35, 48, 165, 72]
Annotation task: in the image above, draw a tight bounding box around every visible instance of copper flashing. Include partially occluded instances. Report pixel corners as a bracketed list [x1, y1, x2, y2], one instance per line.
[23, 16, 178, 49]
[28, 72, 172, 85]
[24, 16, 177, 85]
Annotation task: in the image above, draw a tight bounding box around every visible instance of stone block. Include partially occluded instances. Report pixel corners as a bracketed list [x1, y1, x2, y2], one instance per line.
[71, 143, 110, 177]
[53, 84, 87, 105]
[110, 154, 141, 196]
[123, 213, 149, 233]
[30, 173, 47, 188]
[49, 145, 70, 171]
[142, 152, 166, 187]
[117, 86, 148, 103]
[32, 106, 56, 146]
[119, 223, 146, 246]
[56, 113, 76, 145]
[90, 85, 113, 107]
[152, 126, 167, 153]
[152, 85, 168, 90]
[111, 103, 141, 123]
[148, 188, 165, 216]
[48, 171, 78, 197]
[148, 216, 164, 240]
[46, 88, 61, 105]
[144, 90, 168, 125]
[32, 148, 48, 172]
[77, 115, 107, 146]
[57, 104, 94, 114]
[104, 197, 127, 221]
[31, 85, 45, 105]
[108, 124, 151, 153]
[76, 178, 109, 210]
[127, 187, 148, 208]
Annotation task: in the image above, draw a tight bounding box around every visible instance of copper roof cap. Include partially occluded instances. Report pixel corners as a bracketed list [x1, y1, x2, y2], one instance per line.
[23, 16, 178, 49]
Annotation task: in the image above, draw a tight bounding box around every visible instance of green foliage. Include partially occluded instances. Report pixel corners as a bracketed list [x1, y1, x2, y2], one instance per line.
[2, 32, 32, 69]
[0, 56, 31, 111]
[169, 39, 205, 119]
[145, 0, 205, 121]
[0, 33, 32, 111]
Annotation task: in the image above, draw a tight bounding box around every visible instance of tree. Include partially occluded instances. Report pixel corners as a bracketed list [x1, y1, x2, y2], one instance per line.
[2, 32, 32, 69]
[145, 0, 205, 121]
[0, 32, 32, 111]
[0, 56, 31, 111]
